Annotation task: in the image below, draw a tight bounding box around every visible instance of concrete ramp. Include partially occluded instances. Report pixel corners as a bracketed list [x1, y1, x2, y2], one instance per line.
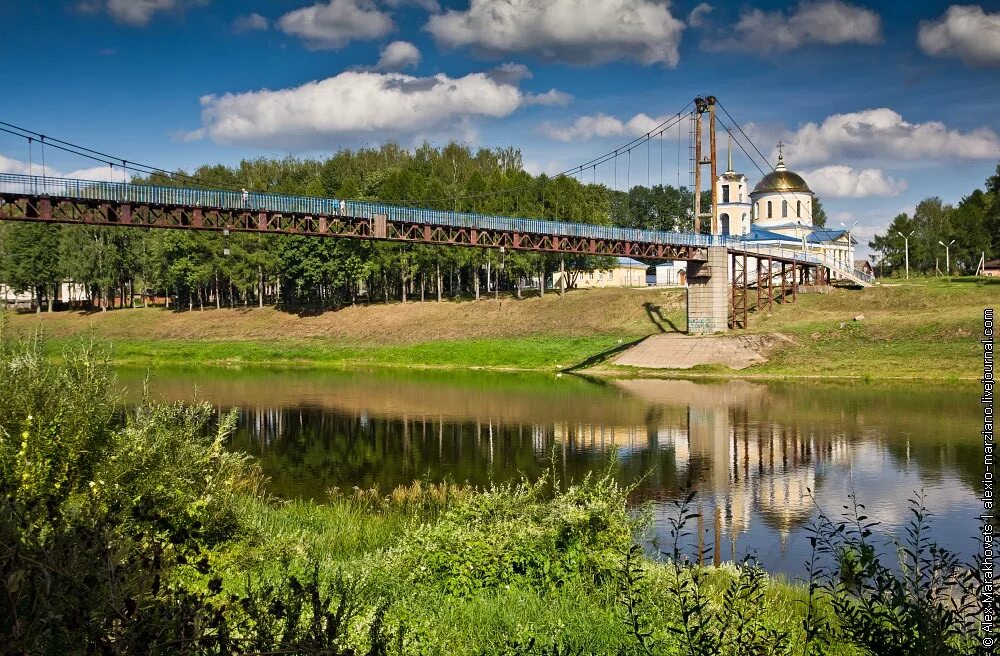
[613, 333, 772, 370]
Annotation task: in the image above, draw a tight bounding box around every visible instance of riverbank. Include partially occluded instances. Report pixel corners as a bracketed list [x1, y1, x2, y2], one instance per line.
[6, 278, 993, 380]
[3, 334, 984, 654]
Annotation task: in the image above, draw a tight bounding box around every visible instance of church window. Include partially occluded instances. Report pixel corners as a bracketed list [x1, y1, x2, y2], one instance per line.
[722, 184, 730, 203]
[796, 200, 802, 218]
[782, 200, 788, 218]
[720, 213, 730, 235]
[767, 201, 773, 219]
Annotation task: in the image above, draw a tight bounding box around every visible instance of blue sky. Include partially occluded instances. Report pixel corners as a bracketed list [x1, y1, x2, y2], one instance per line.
[2, 0, 1000, 254]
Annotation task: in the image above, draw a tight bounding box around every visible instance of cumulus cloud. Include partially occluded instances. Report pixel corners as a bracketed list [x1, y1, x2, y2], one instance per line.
[780, 108, 1000, 165]
[708, 0, 882, 53]
[425, 0, 686, 66]
[278, 0, 394, 49]
[376, 41, 421, 70]
[538, 112, 675, 141]
[0, 155, 131, 182]
[233, 12, 269, 32]
[803, 165, 907, 198]
[78, 0, 206, 26]
[525, 89, 572, 107]
[484, 62, 532, 85]
[191, 70, 558, 148]
[918, 5, 1000, 67]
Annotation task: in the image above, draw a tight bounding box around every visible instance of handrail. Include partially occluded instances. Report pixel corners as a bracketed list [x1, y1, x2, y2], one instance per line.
[0, 173, 717, 249]
[0, 173, 873, 284]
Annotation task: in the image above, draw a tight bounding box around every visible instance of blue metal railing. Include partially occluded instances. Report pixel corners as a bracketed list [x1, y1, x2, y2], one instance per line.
[0, 173, 718, 248]
[0, 173, 874, 283]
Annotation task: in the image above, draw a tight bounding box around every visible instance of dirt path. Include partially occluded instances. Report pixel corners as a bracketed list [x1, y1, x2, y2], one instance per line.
[612, 333, 788, 370]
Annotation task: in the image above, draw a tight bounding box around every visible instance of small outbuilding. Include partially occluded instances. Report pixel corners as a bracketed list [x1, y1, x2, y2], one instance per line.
[854, 259, 874, 277]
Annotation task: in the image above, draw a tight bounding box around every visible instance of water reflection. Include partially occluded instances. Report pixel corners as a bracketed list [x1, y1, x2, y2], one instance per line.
[121, 369, 982, 577]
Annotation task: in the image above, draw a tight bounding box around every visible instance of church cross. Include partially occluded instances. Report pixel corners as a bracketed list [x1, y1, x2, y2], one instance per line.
[777, 141, 786, 159]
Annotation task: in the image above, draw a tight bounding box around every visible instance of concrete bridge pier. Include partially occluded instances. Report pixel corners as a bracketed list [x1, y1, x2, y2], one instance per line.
[686, 246, 729, 334]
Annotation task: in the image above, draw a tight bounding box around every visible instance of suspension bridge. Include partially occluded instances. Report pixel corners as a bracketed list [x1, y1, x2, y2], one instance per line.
[0, 97, 873, 334]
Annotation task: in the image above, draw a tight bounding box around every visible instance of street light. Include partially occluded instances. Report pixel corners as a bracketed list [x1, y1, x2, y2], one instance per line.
[897, 230, 915, 279]
[938, 239, 955, 276]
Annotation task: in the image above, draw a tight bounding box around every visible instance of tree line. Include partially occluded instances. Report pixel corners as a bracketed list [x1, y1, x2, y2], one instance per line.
[868, 164, 1000, 276]
[0, 143, 704, 312]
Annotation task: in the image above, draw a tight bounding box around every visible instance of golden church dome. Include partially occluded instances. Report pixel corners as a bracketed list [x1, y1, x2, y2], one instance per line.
[752, 168, 812, 194]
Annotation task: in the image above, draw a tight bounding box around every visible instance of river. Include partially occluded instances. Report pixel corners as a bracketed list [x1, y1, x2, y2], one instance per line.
[119, 367, 983, 579]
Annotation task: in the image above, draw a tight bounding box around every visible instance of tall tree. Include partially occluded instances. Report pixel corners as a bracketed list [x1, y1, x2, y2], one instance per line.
[0, 223, 62, 312]
[812, 197, 828, 227]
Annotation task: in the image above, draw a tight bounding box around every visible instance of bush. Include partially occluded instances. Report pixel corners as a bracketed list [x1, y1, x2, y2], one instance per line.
[0, 329, 403, 654]
[390, 473, 637, 597]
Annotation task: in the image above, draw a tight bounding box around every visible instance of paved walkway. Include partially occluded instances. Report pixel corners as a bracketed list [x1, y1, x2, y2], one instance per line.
[613, 333, 768, 370]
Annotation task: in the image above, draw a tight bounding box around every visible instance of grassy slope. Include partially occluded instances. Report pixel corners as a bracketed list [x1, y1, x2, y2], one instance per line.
[6, 288, 683, 370]
[5, 278, 994, 379]
[745, 278, 993, 381]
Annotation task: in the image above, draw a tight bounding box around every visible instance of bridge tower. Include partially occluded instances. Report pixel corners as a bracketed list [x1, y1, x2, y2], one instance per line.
[687, 96, 729, 334]
[692, 96, 719, 236]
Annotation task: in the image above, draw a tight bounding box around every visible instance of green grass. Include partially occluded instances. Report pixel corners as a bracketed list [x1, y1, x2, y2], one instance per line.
[20, 277, 996, 380]
[743, 278, 992, 380]
[41, 334, 632, 371]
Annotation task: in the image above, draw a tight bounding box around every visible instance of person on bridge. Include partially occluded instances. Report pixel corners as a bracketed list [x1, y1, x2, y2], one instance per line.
[242, 188, 249, 207]
[339, 199, 347, 216]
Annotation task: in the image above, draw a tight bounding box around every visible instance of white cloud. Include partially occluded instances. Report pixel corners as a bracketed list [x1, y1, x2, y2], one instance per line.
[708, 0, 881, 53]
[538, 112, 674, 141]
[383, 0, 441, 12]
[525, 89, 572, 107]
[278, 0, 394, 50]
[687, 2, 712, 28]
[80, 0, 206, 26]
[0, 155, 132, 182]
[803, 165, 907, 198]
[918, 5, 1000, 68]
[376, 40, 421, 70]
[192, 70, 555, 148]
[485, 62, 532, 85]
[108, 0, 175, 25]
[780, 108, 1000, 165]
[233, 12, 269, 32]
[425, 0, 686, 66]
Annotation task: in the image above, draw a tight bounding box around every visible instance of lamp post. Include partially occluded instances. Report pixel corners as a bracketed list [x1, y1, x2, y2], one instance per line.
[938, 239, 955, 276]
[897, 230, 914, 279]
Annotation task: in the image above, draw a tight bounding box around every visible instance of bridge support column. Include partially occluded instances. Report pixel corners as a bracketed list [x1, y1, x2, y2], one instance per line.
[686, 246, 729, 334]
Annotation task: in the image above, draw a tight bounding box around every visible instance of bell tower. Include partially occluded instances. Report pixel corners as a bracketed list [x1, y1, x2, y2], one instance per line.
[714, 133, 751, 236]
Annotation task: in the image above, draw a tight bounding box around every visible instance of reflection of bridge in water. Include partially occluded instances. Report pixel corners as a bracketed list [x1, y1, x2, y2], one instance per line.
[217, 376, 856, 564]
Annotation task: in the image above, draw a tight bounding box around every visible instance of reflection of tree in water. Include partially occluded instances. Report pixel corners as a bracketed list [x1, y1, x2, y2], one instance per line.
[231, 406, 623, 499]
[220, 380, 982, 571]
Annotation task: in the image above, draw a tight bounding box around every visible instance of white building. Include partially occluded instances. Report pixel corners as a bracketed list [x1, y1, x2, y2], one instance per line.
[715, 145, 751, 237]
[552, 256, 648, 289]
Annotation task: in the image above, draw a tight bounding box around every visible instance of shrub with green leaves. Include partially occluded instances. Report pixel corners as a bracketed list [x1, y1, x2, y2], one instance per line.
[390, 473, 636, 597]
[0, 329, 261, 652]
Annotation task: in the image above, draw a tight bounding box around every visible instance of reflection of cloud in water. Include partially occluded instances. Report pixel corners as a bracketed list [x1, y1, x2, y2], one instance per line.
[812, 441, 974, 531]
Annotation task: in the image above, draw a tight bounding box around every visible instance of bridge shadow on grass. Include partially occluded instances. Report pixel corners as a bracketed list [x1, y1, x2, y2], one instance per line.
[565, 302, 686, 374]
[643, 302, 683, 334]
[563, 336, 649, 374]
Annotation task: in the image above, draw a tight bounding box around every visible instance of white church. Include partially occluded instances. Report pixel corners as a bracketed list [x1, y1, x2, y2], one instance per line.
[646, 146, 857, 286]
[714, 143, 856, 272]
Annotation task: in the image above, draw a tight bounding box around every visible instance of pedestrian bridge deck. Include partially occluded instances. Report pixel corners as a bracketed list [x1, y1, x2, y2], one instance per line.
[0, 173, 872, 285]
